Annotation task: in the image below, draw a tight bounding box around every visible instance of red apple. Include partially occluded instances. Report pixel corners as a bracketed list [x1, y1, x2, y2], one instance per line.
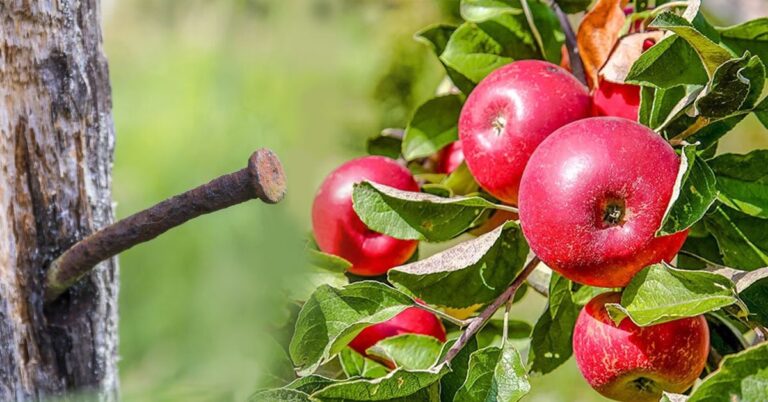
[435, 141, 464, 174]
[574, 292, 709, 402]
[593, 38, 656, 121]
[348, 306, 447, 368]
[518, 117, 688, 287]
[592, 80, 641, 121]
[459, 60, 591, 204]
[312, 156, 419, 276]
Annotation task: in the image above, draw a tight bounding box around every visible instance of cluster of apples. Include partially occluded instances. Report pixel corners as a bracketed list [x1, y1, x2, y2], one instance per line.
[312, 58, 708, 401]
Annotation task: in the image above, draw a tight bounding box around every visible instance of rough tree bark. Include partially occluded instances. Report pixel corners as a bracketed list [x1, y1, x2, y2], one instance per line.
[0, 1, 118, 400]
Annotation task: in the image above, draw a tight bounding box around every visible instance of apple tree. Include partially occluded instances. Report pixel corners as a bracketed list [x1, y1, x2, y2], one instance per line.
[256, 0, 768, 401]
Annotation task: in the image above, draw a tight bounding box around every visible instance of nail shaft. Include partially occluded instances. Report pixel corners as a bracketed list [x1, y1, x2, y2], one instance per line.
[45, 148, 286, 302]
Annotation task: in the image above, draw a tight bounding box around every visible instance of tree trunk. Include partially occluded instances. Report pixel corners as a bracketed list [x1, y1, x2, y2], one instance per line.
[0, 1, 119, 400]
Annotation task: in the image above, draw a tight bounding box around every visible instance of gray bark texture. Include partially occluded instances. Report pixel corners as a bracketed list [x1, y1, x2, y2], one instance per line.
[0, 1, 119, 400]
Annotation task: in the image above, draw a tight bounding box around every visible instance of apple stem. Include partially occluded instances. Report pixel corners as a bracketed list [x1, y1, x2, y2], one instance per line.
[439, 256, 540, 365]
[551, 2, 587, 86]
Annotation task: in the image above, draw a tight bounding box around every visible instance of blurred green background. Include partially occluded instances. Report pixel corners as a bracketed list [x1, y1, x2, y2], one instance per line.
[103, 1, 766, 401]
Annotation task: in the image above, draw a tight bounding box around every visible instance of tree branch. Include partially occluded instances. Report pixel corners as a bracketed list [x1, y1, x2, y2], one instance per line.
[439, 257, 540, 365]
[551, 2, 587, 86]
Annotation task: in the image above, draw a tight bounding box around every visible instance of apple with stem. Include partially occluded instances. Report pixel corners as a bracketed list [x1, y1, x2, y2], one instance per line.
[459, 60, 592, 205]
[518, 117, 688, 287]
[574, 292, 709, 402]
[312, 156, 419, 276]
[348, 306, 447, 368]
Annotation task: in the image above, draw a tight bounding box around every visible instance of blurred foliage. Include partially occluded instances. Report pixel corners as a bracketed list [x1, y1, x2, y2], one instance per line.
[103, 0, 765, 401]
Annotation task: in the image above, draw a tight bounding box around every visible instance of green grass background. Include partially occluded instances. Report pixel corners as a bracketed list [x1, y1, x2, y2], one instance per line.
[103, 1, 765, 401]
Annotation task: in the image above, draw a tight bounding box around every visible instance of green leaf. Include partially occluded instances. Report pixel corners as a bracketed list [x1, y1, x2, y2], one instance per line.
[415, 24, 457, 56]
[679, 231, 724, 269]
[416, 24, 476, 94]
[710, 150, 768, 219]
[440, 337, 479, 402]
[547, 273, 571, 319]
[388, 223, 528, 309]
[605, 263, 739, 327]
[442, 162, 481, 196]
[553, 0, 590, 14]
[704, 206, 768, 270]
[650, 12, 734, 77]
[352, 181, 512, 242]
[689, 342, 768, 402]
[366, 334, 444, 371]
[695, 54, 765, 118]
[741, 277, 768, 327]
[756, 97, 768, 129]
[307, 236, 352, 273]
[528, 276, 579, 375]
[708, 266, 768, 330]
[440, 22, 512, 85]
[718, 18, 768, 65]
[626, 35, 709, 88]
[249, 389, 312, 402]
[656, 144, 718, 236]
[477, 1, 563, 64]
[289, 281, 414, 375]
[460, 0, 522, 22]
[286, 375, 337, 394]
[647, 86, 687, 130]
[311, 369, 444, 401]
[340, 348, 389, 379]
[442, 1, 563, 85]
[523, 0, 564, 64]
[638, 86, 655, 127]
[453, 343, 530, 402]
[367, 133, 403, 159]
[402, 95, 463, 160]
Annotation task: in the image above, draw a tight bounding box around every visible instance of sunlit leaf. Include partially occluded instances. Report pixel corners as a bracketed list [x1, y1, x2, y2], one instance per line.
[605, 263, 739, 326]
[388, 223, 528, 309]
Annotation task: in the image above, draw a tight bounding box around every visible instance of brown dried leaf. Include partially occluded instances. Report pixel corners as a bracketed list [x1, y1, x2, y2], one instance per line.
[577, 0, 629, 88]
[600, 31, 665, 83]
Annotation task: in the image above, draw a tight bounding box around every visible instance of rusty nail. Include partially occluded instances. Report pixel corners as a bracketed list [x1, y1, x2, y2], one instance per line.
[45, 148, 287, 303]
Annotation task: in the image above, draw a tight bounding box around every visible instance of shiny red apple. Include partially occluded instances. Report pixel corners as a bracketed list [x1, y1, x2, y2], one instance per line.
[574, 292, 709, 402]
[348, 307, 447, 368]
[518, 117, 688, 287]
[312, 156, 418, 276]
[459, 60, 591, 205]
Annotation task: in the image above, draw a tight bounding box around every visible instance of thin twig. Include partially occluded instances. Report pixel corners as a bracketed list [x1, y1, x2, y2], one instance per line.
[440, 257, 540, 365]
[668, 116, 711, 146]
[551, 2, 587, 86]
[501, 296, 514, 347]
[418, 303, 471, 328]
[521, 0, 548, 61]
